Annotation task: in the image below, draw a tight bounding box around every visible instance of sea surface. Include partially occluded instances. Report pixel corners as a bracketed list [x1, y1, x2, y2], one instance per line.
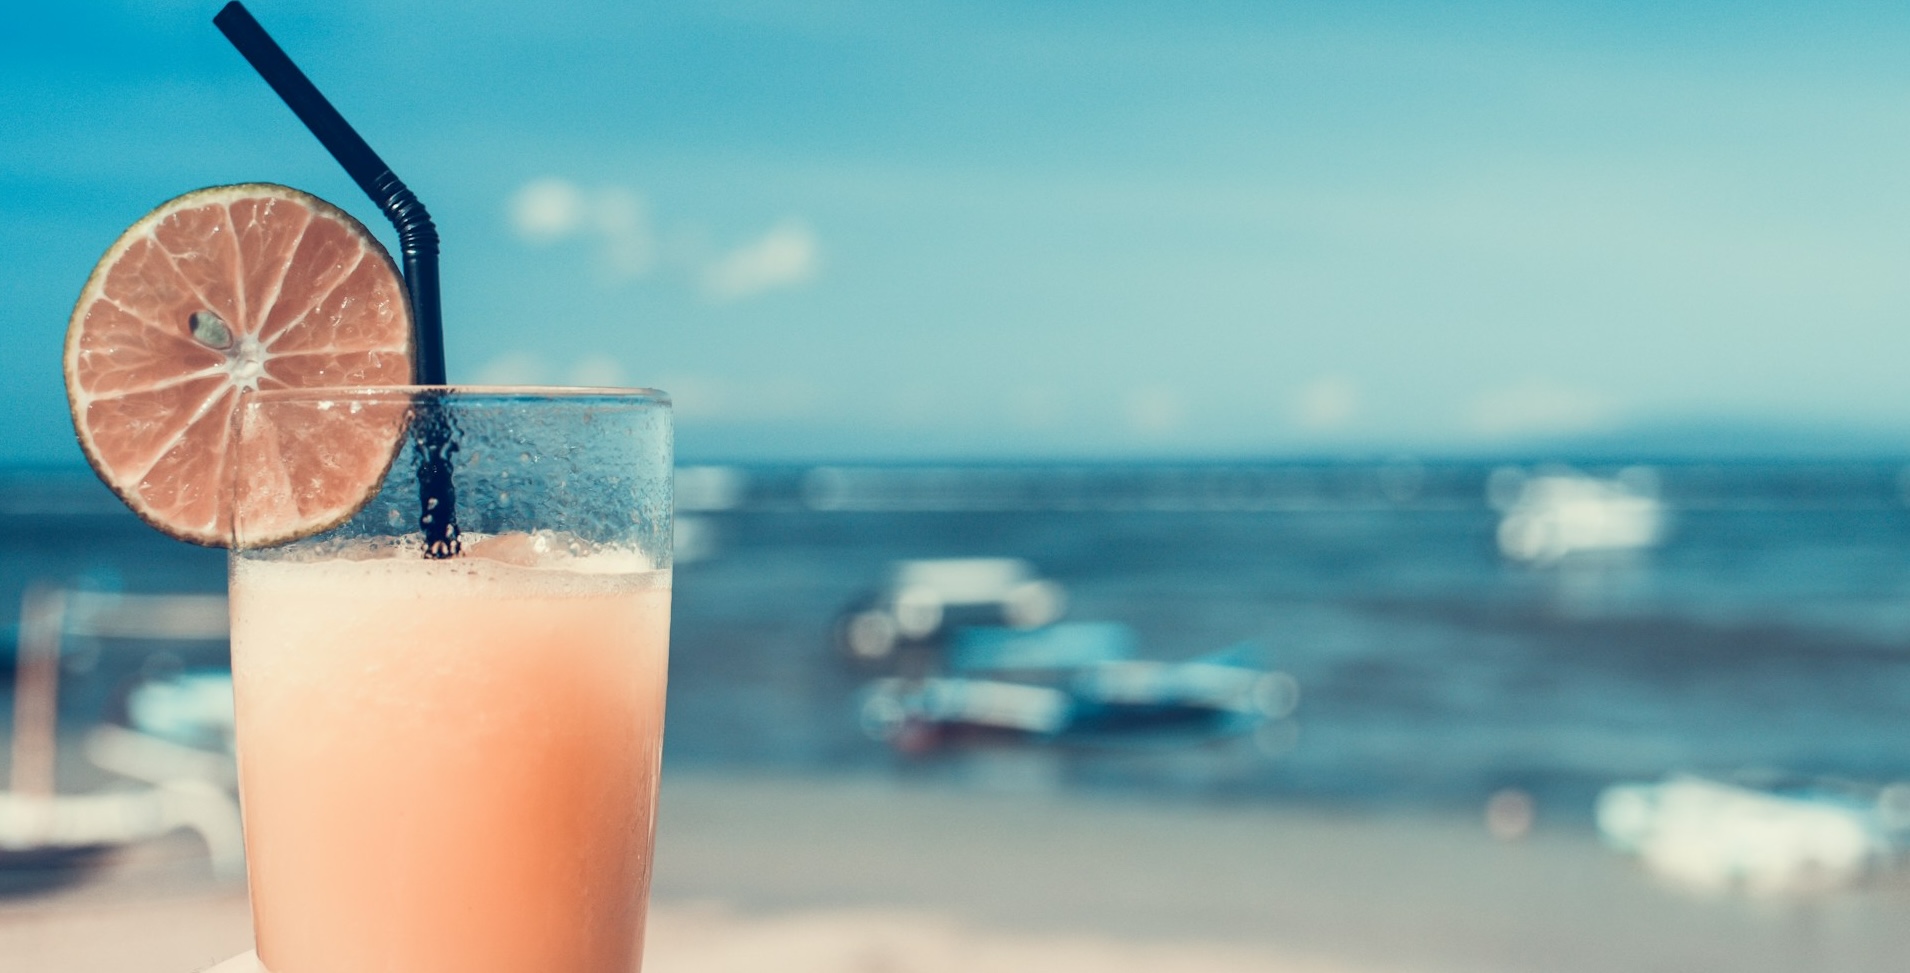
[7, 460, 1910, 821]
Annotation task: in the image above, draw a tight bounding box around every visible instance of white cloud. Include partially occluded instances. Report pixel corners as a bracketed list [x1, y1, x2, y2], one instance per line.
[590, 187, 656, 279]
[1468, 379, 1616, 438]
[508, 178, 584, 243]
[1294, 375, 1359, 431]
[508, 179, 819, 299]
[567, 353, 627, 388]
[506, 178, 656, 282]
[1124, 385, 1185, 437]
[700, 221, 821, 303]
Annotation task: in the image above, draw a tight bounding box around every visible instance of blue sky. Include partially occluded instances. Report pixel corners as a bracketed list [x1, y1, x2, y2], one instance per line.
[9, 0, 1910, 462]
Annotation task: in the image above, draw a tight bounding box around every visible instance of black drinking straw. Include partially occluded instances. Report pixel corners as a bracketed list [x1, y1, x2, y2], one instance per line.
[214, 1, 460, 558]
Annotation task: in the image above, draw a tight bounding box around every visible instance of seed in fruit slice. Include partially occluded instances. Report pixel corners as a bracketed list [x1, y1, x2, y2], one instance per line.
[64, 183, 414, 547]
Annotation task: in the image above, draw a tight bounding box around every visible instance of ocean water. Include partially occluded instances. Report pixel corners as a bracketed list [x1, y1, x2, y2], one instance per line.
[7, 461, 1910, 820]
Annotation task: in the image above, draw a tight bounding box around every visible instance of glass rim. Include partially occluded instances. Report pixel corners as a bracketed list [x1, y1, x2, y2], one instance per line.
[241, 384, 672, 407]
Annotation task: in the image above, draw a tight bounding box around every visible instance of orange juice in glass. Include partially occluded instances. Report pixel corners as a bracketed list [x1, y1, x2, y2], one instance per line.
[227, 387, 673, 973]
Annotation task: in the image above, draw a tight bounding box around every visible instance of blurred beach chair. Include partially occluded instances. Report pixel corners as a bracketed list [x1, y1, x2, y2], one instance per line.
[2, 585, 243, 877]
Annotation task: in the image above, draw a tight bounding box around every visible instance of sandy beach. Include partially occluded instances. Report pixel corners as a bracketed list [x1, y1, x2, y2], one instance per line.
[4, 772, 1909, 972]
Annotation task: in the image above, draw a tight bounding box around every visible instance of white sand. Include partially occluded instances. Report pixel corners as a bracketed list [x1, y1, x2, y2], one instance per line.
[644, 901, 1373, 973]
[0, 896, 1372, 973]
[4, 772, 1909, 973]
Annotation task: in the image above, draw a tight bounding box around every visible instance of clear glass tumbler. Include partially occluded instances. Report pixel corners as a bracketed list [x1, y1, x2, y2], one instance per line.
[226, 386, 673, 973]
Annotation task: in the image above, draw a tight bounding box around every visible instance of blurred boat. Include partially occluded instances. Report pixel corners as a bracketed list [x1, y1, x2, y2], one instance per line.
[859, 676, 1073, 752]
[1067, 646, 1299, 739]
[835, 558, 1066, 665]
[1596, 775, 1897, 894]
[857, 640, 1297, 753]
[947, 621, 1136, 673]
[1490, 466, 1666, 563]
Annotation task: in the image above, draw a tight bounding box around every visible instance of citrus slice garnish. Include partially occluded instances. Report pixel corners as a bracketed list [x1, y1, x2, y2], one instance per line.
[64, 183, 414, 546]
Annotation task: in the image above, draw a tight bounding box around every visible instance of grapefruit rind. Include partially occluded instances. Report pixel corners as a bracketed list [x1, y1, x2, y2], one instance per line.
[64, 183, 414, 548]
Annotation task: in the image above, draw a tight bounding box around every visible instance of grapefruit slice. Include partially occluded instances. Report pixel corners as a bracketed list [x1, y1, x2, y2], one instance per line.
[65, 183, 414, 546]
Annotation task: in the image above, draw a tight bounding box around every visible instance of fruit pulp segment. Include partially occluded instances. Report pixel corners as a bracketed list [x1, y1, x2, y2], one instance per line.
[229, 555, 671, 973]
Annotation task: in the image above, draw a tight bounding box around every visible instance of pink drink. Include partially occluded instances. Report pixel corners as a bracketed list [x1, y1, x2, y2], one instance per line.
[230, 547, 671, 973]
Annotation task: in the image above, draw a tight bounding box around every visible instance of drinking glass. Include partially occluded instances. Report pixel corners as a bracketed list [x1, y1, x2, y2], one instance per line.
[226, 386, 673, 973]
